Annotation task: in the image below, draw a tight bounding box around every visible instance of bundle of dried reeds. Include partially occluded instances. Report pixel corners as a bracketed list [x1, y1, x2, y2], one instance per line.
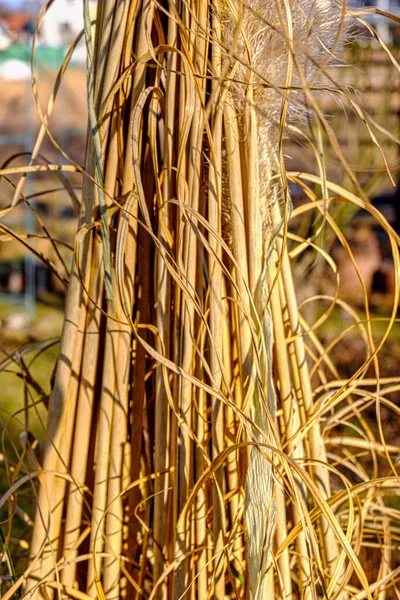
[2, 0, 400, 599]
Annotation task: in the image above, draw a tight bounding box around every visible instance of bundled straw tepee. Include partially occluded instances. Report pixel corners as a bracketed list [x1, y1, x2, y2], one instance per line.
[4, 0, 400, 599]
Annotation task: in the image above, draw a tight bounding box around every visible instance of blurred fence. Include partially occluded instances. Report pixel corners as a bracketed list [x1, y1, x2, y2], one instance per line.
[287, 44, 400, 195]
[0, 54, 85, 316]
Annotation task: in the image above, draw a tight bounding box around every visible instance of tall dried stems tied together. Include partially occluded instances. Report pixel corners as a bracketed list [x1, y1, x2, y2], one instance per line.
[3, 0, 400, 599]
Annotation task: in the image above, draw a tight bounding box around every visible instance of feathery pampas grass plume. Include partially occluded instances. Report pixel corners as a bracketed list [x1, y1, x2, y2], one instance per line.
[219, 0, 350, 238]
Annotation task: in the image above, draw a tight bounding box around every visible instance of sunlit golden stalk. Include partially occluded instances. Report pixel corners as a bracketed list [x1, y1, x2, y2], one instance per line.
[277, 270, 316, 600]
[195, 378, 208, 600]
[230, 312, 246, 584]
[190, 3, 213, 597]
[243, 97, 262, 312]
[97, 0, 131, 130]
[222, 102, 253, 495]
[174, 95, 204, 599]
[191, 181, 210, 600]
[134, 448, 152, 599]
[153, 44, 176, 600]
[26, 176, 96, 596]
[102, 319, 129, 599]
[86, 327, 116, 594]
[265, 563, 275, 598]
[63, 109, 117, 590]
[223, 297, 243, 592]
[269, 247, 307, 600]
[190, 261, 207, 600]
[61, 243, 103, 590]
[92, 0, 121, 116]
[208, 10, 225, 596]
[126, 214, 152, 586]
[222, 103, 251, 370]
[272, 201, 341, 591]
[274, 482, 292, 600]
[169, 60, 186, 590]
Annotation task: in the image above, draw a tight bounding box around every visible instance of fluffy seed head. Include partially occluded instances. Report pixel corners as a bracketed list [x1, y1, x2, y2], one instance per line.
[217, 0, 350, 129]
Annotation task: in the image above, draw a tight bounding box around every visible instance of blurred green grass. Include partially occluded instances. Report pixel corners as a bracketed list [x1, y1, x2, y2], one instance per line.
[0, 297, 63, 444]
[0, 299, 63, 581]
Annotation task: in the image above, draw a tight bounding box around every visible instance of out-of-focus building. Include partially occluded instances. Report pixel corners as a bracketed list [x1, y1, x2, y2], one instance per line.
[39, 0, 95, 48]
[0, 10, 34, 49]
[37, 0, 97, 63]
[0, 0, 96, 58]
[0, 19, 13, 50]
[350, 0, 400, 43]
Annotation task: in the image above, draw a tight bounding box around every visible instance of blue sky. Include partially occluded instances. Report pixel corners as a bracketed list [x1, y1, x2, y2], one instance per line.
[3, 0, 25, 6]
[1, 0, 42, 9]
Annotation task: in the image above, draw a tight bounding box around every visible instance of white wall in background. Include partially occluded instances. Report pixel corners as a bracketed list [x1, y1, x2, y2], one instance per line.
[40, 0, 96, 48]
